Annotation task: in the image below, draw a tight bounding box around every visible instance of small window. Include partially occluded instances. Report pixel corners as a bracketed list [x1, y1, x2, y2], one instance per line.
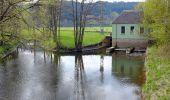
[140, 27, 144, 34]
[130, 26, 134, 34]
[121, 26, 125, 34]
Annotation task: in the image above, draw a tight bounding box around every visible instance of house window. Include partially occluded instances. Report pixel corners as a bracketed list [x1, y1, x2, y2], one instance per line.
[130, 26, 135, 34]
[140, 27, 144, 34]
[121, 26, 125, 34]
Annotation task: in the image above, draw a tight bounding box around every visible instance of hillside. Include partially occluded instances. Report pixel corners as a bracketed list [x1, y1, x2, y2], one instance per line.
[61, 1, 139, 26]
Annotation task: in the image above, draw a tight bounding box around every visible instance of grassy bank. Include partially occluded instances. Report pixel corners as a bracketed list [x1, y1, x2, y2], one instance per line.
[21, 27, 109, 48]
[143, 44, 170, 99]
[60, 27, 112, 32]
[60, 31, 107, 48]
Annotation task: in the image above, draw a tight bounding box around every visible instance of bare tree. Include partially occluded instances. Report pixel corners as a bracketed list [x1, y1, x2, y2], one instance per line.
[71, 0, 93, 51]
[49, 0, 63, 49]
[99, 1, 104, 34]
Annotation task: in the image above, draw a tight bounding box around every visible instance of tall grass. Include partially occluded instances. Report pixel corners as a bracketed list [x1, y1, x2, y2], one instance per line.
[143, 43, 170, 99]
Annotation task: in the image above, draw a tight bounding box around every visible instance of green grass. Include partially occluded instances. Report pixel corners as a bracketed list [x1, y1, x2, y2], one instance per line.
[60, 27, 112, 32]
[143, 44, 170, 99]
[21, 27, 109, 48]
[60, 31, 107, 48]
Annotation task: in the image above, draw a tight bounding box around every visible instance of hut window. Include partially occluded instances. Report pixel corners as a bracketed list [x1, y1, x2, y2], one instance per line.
[140, 27, 144, 34]
[121, 26, 125, 34]
[130, 26, 134, 34]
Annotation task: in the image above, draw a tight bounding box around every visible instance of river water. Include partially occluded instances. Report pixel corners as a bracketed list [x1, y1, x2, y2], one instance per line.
[0, 50, 145, 100]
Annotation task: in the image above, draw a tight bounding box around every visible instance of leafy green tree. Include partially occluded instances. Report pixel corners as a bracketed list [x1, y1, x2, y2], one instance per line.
[143, 0, 170, 44]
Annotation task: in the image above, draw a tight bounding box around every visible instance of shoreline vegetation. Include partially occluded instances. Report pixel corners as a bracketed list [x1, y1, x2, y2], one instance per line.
[21, 27, 109, 48]
[0, 44, 16, 58]
[143, 44, 170, 99]
[0, 27, 110, 58]
[140, 0, 170, 99]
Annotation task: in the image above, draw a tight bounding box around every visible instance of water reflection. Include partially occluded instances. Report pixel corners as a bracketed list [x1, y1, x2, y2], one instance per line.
[74, 55, 86, 100]
[0, 50, 145, 100]
[0, 50, 60, 100]
[100, 55, 104, 83]
[112, 52, 146, 86]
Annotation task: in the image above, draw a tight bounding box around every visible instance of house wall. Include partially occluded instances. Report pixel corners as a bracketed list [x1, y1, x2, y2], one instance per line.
[112, 24, 147, 39]
[112, 24, 148, 48]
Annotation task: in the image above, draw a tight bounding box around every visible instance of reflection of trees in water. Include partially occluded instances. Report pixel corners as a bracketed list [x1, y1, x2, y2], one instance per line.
[54, 53, 61, 66]
[74, 55, 87, 100]
[100, 55, 104, 83]
[53, 53, 61, 86]
[41, 51, 60, 64]
[73, 55, 106, 100]
[1, 50, 63, 100]
[0, 61, 21, 100]
[43, 50, 46, 63]
[33, 52, 61, 98]
[48, 53, 61, 98]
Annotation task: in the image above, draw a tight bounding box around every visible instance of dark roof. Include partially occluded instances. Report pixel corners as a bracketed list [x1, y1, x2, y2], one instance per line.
[112, 10, 143, 24]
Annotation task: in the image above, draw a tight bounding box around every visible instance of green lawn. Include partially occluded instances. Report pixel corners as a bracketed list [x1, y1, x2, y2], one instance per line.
[60, 31, 107, 48]
[60, 27, 112, 32]
[143, 44, 170, 99]
[21, 27, 110, 48]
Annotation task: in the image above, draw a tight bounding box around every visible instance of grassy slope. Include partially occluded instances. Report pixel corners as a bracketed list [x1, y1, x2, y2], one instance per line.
[143, 44, 170, 99]
[60, 27, 112, 32]
[60, 31, 107, 48]
[21, 27, 110, 48]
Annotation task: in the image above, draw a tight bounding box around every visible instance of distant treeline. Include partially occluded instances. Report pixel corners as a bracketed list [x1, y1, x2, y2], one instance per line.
[60, 1, 138, 27]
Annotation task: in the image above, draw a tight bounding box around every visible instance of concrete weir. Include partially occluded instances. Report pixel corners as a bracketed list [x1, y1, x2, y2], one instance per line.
[106, 47, 115, 53]
[106, 46, 146, 54]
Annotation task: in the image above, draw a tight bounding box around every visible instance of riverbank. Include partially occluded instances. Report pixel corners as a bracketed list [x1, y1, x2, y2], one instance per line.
[143, 44, 170, 99]
[21, 28, 108, 48]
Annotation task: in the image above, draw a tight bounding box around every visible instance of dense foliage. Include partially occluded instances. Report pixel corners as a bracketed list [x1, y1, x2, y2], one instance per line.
[142, 0, 170, 99]
[143, 0, 170, 44]
[0, 0, 26, 56]
[0, 0, 56, 56]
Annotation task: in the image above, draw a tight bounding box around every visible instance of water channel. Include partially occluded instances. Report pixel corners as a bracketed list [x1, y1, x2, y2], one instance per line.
[0, 50, 145, 100]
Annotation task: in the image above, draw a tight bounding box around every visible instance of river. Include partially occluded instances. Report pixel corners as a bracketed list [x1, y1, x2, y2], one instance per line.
[0, 50, 145, 100]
